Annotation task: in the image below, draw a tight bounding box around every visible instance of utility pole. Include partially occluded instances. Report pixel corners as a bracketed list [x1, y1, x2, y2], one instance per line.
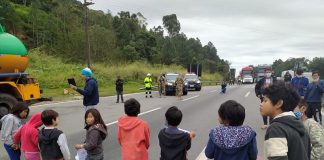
[83, 0, 94, 68]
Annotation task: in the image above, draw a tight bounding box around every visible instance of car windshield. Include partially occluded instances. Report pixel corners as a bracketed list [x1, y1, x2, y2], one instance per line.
[185, 74, 198, 80]
[165, 74, 178, 81]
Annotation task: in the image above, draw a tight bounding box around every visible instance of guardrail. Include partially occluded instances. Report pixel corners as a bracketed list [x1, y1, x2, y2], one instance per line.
[201, 81, 221, 86]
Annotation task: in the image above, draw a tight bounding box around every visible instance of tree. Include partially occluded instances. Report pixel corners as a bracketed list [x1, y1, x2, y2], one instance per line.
[162, 14, 181, 37]
[309, 57, 324, 76]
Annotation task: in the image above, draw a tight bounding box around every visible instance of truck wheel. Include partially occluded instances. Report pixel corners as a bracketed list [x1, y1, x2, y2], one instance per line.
[0, 94, 18, 118]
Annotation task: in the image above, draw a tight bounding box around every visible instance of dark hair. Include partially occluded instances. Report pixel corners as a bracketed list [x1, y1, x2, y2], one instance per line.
[165, 106, 182, 126]
[263, 81, 300, 112]
[298, 99, 308, 115]
[296, 69, 303, 75]
[11, 102, 29, 119]
[84, 109, 107, 130]
[124, 98, 140, 116]
[218, 100, 245, 126]
[41, 109, 59, 126]
[312, 71, 319, 76]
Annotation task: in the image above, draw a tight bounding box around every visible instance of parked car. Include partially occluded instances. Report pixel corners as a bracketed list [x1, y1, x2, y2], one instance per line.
[184, 73, 201, 91]
[164, 73, 188, 95]
[242, 75, 253, 84]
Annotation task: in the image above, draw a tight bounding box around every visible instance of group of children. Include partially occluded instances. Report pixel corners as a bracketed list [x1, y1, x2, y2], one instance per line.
[1, 106, 109, 160]
[1, 82, 324, 160]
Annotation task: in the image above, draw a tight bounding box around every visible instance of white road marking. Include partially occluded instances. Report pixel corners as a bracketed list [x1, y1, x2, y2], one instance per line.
[139, 107, 161, 116]
[195, 147, 207, 160]
[105, 107, 161, 126]
[181, 95, 200, 101]
[106, 120, 118, 126]
[32, 92, 144, 108]
[244, 91, 250, 97]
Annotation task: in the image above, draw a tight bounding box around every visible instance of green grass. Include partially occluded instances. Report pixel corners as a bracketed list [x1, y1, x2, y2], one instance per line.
[26, 49, 223, 100]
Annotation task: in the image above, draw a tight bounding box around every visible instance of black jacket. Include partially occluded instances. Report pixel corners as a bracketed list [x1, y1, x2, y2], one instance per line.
[158, 128, 191, 160]
[255, 77, 276, 97]
[265, 112, 311, 160]
[116, 79, 123, 91]
[39, 128, 64, 159]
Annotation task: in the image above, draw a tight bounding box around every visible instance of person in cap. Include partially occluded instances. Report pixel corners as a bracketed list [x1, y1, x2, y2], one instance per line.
[144, 73, 153, 98]
[70, 67, 99, 110]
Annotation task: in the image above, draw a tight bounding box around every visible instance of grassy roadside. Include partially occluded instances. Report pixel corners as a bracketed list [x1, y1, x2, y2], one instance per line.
[26, 49, 223, 101]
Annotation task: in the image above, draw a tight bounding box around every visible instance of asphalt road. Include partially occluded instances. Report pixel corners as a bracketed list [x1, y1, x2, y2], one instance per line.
[1, 85, 267, 160]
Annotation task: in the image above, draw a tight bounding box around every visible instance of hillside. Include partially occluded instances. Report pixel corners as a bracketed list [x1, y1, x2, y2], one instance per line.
[26, 49, 222, 99]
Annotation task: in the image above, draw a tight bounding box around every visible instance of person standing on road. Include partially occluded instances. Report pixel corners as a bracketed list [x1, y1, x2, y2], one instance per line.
[294, 99, 324, 160]
[220, 81, 227, 94]
[284, 71, 292, 84]
[144, 73, 153, 98]
[158, 106, 196, 160]
[39, 110, 71, 160]
[75, 109, 107, 160]
[205, 100, 257, 160]
[116, 76, 124, 103]
[70, 67, 99, 110]
[304, 71, 324, 125]
[13, 112, 43, 160]
[255, 69, 276, 129]
[118, 98, 150, 160]
[291, 69, 309, 98]
[175, 74, 184, 100]
[260, 82, 310, 160]
[0, 103, 29, 160]
[158, 73, 166, 97]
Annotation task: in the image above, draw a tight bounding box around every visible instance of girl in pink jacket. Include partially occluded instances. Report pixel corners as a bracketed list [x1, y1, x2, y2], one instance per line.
[14, 112, 43, 160]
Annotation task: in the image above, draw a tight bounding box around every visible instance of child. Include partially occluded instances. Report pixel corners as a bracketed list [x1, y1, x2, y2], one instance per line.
[205, 100, 257, 160]
[294, 99, 324, 160]
[260, 82, 311, 160]
[118, 98, 150, 160]
[75, 108, 107, 160]
[0, 102, 29, 160]
[158, 106, 196, 160]
[39, 109, 71, 160]
[13, 112, 43, 160]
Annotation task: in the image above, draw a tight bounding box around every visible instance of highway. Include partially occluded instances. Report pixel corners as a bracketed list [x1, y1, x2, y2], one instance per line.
[1, 85, 267, 160]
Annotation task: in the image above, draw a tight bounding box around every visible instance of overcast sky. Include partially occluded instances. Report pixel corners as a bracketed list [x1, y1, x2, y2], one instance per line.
[88, 0, 324, 72]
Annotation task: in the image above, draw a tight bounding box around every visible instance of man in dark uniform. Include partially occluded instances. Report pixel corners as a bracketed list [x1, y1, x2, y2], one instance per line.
[116, 76, 124, 103]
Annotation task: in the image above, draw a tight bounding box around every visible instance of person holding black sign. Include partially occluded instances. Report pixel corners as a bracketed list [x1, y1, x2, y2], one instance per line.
[70, 67, 99, 110]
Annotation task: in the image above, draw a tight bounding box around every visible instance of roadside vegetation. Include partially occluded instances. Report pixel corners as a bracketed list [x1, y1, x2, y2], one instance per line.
[27, 49, 222, 100]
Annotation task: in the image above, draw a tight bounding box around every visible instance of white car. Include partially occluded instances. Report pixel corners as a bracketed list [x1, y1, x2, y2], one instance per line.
[242, 75, 253, 84]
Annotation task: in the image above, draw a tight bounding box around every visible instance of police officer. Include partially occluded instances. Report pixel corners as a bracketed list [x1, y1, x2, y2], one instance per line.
[158, 73, 166, 97]
[175, 74, 184, 100]
[144, 73, 153, 98]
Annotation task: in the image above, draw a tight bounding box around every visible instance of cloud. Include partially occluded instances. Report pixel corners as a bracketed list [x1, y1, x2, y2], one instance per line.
[88, 0, 324, 72]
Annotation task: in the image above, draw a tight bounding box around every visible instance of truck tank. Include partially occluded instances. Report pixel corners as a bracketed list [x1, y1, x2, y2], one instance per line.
[0, 24, 29, 80]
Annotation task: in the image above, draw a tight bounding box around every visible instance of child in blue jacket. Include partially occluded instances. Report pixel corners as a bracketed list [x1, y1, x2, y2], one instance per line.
[205, 100, 257, 160]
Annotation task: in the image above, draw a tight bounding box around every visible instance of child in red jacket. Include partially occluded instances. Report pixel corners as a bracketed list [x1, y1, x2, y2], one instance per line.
[14, 112, 43, 160]
[118, 98, 150, 160]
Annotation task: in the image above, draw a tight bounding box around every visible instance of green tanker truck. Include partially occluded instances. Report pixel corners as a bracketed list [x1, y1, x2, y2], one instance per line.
[0, 23, 45, 118]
